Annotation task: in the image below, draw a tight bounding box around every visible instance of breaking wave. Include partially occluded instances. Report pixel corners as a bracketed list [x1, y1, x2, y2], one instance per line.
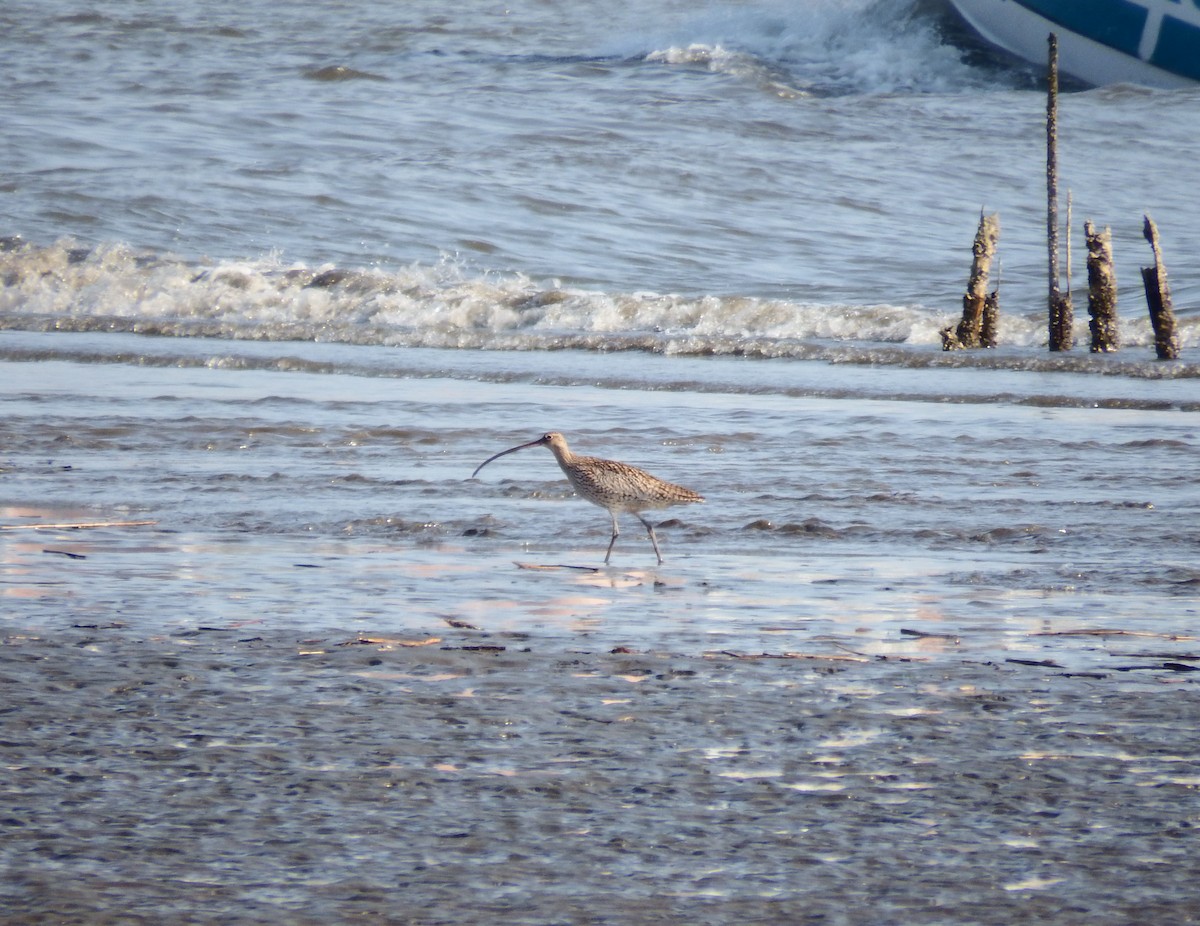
[2, 238, 1197, 379]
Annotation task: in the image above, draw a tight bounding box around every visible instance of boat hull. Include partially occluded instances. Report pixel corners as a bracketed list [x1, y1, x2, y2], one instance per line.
[949, 0, 1200, 87]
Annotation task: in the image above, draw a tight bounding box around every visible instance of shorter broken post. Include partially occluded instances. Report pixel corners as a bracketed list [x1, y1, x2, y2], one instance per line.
[1141, 215, 1180, 360]
[1084, 220, 1118, 352]
[942, 212, 1000, 350]
[980, 290, 999, 349]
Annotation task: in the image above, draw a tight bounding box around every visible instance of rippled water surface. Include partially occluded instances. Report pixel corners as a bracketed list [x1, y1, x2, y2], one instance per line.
[3, 0, 1200, 337]
[3, 330, 1198, 650]
[3, 4, 1200, 921]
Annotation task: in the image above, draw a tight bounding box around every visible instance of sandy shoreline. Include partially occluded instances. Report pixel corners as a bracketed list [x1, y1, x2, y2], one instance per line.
[3, 620, 1198, 925]
[3, 345, 1200, 923]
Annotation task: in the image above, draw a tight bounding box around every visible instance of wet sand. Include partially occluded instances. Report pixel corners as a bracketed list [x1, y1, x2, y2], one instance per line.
[3, 345, 1200, 923]
[3, 614, 1199, 925]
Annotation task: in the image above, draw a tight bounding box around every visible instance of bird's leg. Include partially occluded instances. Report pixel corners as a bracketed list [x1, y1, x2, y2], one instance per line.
[636, 514, 663, 565]
[604, 511, 620, 564]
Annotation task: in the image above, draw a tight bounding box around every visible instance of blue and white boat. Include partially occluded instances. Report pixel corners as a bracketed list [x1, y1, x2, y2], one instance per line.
[947, 0, 1200, 87]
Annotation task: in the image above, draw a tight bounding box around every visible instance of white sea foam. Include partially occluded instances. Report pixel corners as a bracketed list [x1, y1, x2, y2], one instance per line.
[640, 0, 991, 96]
[1, 239, 1195, 369]
[2, 0, 1198, 373]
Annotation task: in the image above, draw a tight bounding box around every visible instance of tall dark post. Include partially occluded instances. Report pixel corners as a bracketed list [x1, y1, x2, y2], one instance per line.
[1046, 34, 1074, 351]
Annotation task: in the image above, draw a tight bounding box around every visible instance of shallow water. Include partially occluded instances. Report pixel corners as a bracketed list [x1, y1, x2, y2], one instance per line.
[3, 329, 1198, 657]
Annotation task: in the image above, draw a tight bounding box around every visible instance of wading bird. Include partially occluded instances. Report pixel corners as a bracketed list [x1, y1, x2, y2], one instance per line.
[472, 431, 703, 565]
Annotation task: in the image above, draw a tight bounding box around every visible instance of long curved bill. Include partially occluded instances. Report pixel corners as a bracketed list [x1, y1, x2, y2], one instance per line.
[471, 435, 548, 478]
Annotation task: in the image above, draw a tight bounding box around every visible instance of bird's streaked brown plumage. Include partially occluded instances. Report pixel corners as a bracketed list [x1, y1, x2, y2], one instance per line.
[472, 431, 703, 564]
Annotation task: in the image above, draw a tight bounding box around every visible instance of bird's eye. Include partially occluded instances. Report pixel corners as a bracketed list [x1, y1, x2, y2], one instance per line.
[543, 433, 553, 440]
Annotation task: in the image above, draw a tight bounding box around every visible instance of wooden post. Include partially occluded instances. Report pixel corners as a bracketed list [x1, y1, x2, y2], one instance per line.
[1084, 220, 1119, 352]
[941, 212, 1000, 350]
[1141, 215, 1180, 360]
[1065, 192, 1073, 296]
[1046, 33, 1074, 351]
[981, 290, 1000, 349]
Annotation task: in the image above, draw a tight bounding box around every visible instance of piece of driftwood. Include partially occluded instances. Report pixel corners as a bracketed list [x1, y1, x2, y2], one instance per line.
[1045, 34, 1074, 352]
[1141, 215, 1180, 360]
[942, 212, 1000, 350]
[0, 519, 158, 531]
[1113, 662, 1199, 673]
[1032, 629, 1194, 640]
[43, 548, 87, 559]
[337, 635, 443, 648]
[900, 628, 961, 641]
[1085, 220, 1119, 352]
[514, 562, 600, 573]
[712, 650, 872, 663]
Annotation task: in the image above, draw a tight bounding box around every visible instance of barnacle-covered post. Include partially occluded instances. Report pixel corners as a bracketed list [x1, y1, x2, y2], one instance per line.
[1046, 33, 1074, 351]
[941, 212, 1000, 350]
[981, 290, 1000, 349]
[1084, 220, 1119, 352]
[1141, 215, 1180, 360]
